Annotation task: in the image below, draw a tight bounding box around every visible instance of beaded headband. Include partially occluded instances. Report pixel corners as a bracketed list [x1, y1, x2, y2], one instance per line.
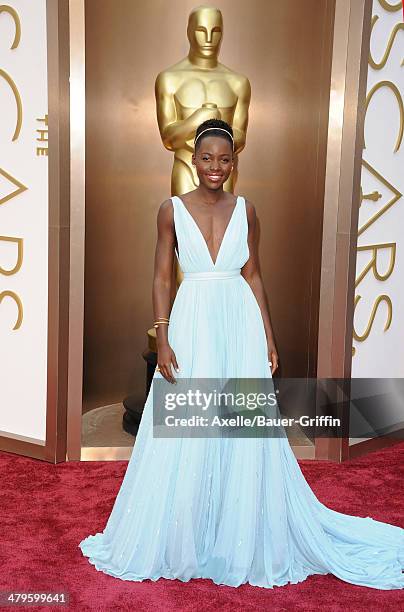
[194, 127, 234, 149]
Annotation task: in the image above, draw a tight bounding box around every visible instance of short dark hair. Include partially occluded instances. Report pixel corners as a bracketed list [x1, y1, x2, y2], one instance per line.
[194, 119, 234, 153]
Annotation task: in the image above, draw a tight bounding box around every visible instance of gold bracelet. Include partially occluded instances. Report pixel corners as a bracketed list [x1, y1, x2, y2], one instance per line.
[154, 321, 169, 329]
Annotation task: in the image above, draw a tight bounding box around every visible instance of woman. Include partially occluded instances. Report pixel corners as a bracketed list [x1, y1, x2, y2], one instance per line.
[79, 119, 404, 589]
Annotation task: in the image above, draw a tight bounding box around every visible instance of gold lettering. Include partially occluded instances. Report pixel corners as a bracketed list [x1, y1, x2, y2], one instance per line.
[0, 5, 21, 49]
[0, 167, 28, 206]
[0, 6, 24, 334]
[369, 15, 404, 70]
[0, 290, 23, 330]
[36, 129, 48, 142]
[355, 3, 402, 353]
[0, 236, 23, 275]
[36, 114, 48, 125]
[353, 294, 392, 342]
[364, 81, 404, 153]
[378, 0, 403, 12]
[355, 243, 396, 288]
[0, 68, 23, 141]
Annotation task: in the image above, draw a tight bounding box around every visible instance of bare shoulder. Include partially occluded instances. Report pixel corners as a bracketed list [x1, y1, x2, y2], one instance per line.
[244, 198, 257, 226]
[157, 198, 174, 227]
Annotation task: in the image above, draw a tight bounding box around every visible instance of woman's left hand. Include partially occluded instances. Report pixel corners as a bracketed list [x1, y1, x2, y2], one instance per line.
[268, 342, 279, 375]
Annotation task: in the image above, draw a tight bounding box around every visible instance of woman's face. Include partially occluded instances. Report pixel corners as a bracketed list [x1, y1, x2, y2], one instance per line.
[192, 136, 233, 191]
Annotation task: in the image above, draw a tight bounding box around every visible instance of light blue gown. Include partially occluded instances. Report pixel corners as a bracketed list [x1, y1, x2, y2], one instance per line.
[79, 195, 404, 589]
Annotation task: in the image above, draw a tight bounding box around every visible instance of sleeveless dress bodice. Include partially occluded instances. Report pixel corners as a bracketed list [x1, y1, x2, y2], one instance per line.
[172, 194, 250, 274]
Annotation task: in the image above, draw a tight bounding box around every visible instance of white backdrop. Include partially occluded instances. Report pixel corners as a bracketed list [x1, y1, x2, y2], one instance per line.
[0, 0, 48, 442]
[352, 0, 404, 378]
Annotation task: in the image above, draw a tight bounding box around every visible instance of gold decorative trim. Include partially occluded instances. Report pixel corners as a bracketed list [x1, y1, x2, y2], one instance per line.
[358, 159, 401, 236]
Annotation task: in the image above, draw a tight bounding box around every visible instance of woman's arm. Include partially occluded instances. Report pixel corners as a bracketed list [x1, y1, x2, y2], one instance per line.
[152, 199, 179, 383]
[241, 200, 279, 374]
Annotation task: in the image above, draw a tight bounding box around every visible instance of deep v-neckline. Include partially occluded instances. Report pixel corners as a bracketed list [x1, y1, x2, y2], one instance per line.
[176, 195, 240, 267]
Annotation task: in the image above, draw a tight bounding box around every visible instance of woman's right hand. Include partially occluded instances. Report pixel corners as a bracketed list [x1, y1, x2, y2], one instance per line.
[156, 343, 179, 384]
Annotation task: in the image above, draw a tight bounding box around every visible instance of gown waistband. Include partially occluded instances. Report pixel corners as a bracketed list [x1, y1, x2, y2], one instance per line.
[182, 269, 241, 281]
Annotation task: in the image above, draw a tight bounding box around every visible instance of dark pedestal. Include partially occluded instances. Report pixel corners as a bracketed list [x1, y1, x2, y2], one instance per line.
[122, 349, 157, 436]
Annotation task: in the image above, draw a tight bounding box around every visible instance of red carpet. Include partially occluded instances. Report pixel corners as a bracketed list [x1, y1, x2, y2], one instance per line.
[1, 443, 404, 611]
